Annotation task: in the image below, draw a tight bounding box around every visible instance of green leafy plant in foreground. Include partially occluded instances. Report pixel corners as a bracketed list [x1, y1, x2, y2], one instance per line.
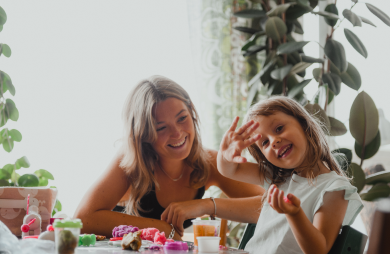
[0, 6, 62, 214]
[233, 0, 390, 201]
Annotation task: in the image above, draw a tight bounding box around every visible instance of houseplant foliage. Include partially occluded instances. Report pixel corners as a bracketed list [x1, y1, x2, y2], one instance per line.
[0, 6, 61, 215]
[233, 0, 390, 201]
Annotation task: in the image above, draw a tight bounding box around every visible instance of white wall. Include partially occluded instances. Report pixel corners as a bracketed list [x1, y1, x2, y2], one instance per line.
[0, 0, 198, 216]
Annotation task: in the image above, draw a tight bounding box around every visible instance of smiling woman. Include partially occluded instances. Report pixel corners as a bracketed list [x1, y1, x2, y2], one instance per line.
[73, 75, 264, 239]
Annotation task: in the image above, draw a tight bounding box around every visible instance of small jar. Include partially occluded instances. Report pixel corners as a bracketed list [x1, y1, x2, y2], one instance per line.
[53, 218, 83, 254]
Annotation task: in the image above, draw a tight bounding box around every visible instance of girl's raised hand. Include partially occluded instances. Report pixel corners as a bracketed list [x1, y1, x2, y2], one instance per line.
[219, 116, 261, 164]
[268, 184, 301, 215]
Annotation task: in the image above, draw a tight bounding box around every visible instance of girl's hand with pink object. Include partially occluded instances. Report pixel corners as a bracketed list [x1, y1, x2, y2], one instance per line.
[267, 184, 301, 215]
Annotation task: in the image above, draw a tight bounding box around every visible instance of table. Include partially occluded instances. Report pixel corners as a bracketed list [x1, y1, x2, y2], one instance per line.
[75, 241, 249, 254]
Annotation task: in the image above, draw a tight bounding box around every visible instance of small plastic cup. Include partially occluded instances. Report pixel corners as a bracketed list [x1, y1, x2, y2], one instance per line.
[196, 236, 220, 253]
[191, 219, 221, 246]
[53, 218, 83, 254]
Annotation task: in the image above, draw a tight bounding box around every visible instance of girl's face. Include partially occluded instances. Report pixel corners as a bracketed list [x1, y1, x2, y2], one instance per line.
[152, 97, 195, 163]
[252, 111, 308, 170]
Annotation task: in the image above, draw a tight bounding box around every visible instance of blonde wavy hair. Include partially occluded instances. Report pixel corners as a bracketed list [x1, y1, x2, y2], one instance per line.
[119, 75, 210, 216]
[245, 96, 347, 191]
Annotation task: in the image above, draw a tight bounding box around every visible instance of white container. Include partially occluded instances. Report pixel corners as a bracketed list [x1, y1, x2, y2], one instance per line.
[196, 236, 220, 253]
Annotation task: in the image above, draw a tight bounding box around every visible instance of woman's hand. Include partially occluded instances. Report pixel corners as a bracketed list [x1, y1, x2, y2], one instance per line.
[161, 199, 213, 237]
[219, 116, 261, 164]
[268, 184, 301, 215]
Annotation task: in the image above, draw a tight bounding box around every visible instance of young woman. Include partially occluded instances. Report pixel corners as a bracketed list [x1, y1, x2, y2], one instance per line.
[74, 75, 264, 239]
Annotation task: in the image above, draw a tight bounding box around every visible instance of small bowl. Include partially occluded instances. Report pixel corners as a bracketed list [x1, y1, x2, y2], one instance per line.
[196, 236, 220, 253]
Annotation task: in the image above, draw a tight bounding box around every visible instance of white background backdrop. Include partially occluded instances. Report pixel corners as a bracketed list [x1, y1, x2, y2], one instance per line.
[0, 0, 389, 223]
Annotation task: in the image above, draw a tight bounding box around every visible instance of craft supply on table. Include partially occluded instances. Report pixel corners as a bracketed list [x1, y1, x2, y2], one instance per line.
[163, 241, 188, 251]
[112, 225, 140, 237]
[78, 234, 96, 246]
[191, 219, 221, 246]
[121, 230, 142, 251]
[53, 218, 83, 254]
[21, 194, 42, 238]
[197, 236, 221, 253]
[38, 225, 55, 241]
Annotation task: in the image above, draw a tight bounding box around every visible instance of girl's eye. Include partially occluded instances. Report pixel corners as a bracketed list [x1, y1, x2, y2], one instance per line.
[157, 126, 166, 131]
[179, 115, 187, 122]
[262, 140, 269, 146]
[276, 125, 283, 132]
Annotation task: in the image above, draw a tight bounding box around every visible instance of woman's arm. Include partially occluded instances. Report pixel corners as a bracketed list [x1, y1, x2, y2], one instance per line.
[217, 117, 264, 185]
[73, 155, 181, 239]
[269, 185, 348, 254]
[162, 150, 265, 234]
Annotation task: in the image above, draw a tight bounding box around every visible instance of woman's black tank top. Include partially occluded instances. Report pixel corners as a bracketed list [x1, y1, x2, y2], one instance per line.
[113, 185, 206, 229]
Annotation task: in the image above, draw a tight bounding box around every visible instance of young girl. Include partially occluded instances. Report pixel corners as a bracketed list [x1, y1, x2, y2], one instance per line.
[217, 96, 363, 254]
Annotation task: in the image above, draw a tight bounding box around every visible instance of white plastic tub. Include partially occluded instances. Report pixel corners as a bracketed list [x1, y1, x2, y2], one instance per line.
[196, 236, 220, 253]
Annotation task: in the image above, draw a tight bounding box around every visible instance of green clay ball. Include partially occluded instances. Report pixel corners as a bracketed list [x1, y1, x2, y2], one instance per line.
[82, 235, 92, 246]
[90, 234, 96, 245]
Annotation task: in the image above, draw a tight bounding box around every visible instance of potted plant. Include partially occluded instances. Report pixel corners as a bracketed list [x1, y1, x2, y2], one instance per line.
[231, 0, 390, 235]
[0, 5, 61, 236]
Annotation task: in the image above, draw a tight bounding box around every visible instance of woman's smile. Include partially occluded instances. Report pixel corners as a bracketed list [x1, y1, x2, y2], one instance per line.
[168, 136, 187, 149]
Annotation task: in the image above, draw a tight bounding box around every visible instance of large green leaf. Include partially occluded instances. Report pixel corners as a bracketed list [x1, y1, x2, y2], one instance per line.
[234, 9, 266, 19]
[267, 3, 296, 17]
[347, 163, 366, 193]
[322, 73, 341, 95]
[233, 26, 260, 35]
[360, 183, 390, 201]
[329, 60, 341, 76]
[16, 156, 30, 169]
[360, 16, 376, 27]
[265, 17, 287, 41]
[271, 65, 292, 81]
[324, 39, 347, 73]
[349, 91, 379, 145]
[1, 71, 15, 96]
[267, 81, 283, 96]
[0, 7, 7, 26]
[2, 138, 13, 152]
[304, 103, 331, 131]
[52, 199, 62, 217]
[301, 54, 324, 63]
[293, 20, 304, 34]
[324, 4, 339, 27]
[34, 169, 54, 180]
[333, 153, 349, 172]
[277, 41, 309, 55]
[248, 58, 277, 87]
[355, 131, 381, 160]
[247, 82, 258, 109]
[0, 168, 11, 180]
[340, 62, 361, 91]
[2, 164, 14, 174]
[244, 45, 266, 57]
[8, 129, 22, 142]
[290, 62, 312, 75]
[288, 79, 311, 99]
[333, 148, 352, 165]
[39, 178, 49, 186]
[328, 117, 347, 136]
[312, 68, 322, 82]
[342, 9, 362, 27]
[312, 11, 339, 20]
[308, 0, 318, 8]
[0, 179, 9, 186]
[5, 99, 19, 121]
[365, 171, 390, 185]
[344, 29, 367, 58]
[286, 5, 313, 20]
[1, 44, 11, 57]
[18, 174, 39, 187]
[366, 3, 390, 27]
[241, 32, 265, 51]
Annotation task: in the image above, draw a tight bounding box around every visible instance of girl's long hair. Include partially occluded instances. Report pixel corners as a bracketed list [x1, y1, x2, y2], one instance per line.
[119, 75, 210, 216]
[245, 96, 347, 196]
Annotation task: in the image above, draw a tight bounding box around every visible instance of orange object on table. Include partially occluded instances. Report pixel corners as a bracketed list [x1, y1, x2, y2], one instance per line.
[23, 235, 39, 239]
[110, 237, 123, 241]
[193, 225, 217, 246]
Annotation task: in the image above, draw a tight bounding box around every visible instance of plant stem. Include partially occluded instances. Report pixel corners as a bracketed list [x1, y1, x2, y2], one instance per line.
[282, 0, 287, 96]
[332, 2, 357, 34]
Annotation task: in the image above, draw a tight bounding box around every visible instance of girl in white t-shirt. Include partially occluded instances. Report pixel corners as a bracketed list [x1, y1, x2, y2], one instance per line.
[217, 96, 363, 254]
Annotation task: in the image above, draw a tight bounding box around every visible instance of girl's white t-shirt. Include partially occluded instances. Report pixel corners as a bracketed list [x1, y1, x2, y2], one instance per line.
[245, 171, 364, 254]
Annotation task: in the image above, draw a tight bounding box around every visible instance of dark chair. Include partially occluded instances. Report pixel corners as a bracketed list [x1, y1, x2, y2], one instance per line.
[238, 223, 367, 254]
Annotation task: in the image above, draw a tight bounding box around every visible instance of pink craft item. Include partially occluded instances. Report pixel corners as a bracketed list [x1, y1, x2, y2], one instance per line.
[283, 196, 292, 204]
[164, 241, 188, 251]
[154, 231, 167, 245]
[141, 228, 159, 241]
[21, 218, 36, 233]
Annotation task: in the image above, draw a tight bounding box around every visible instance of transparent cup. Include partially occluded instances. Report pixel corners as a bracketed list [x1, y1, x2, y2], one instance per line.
[53, 218, 82, 254]
[191, 219, 221, 246]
